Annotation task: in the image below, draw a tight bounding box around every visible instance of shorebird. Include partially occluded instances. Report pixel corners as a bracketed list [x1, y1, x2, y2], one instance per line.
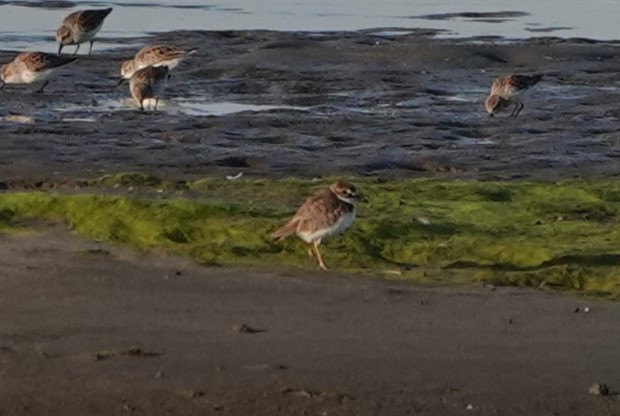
[272, 181, 365, 270]
[0, 52, 77, 93]
[56, 8, 113, 55]
[129, 65, 170, 111]
[485, 74, 542, 117]
[119, 44, 197, 82]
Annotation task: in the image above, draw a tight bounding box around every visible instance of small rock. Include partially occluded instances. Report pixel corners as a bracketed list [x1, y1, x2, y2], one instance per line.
[589, 383, 610, 396]
[466, 404, 474, 410]
[179, 389, 205, 399]
[232, 323, 262, 334]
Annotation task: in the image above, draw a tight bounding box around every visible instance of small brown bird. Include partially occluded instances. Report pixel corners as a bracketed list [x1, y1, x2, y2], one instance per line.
[56, 8, 113, 55]
[485, 74, 542, 117]
[120, 44, 198, 81]
[0, 52, 77, 93]
[272, 181, 365, 270]
[129, 65, 170, 111]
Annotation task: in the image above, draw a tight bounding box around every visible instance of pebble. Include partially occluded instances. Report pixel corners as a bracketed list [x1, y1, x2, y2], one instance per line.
[589, 383, 610, 396]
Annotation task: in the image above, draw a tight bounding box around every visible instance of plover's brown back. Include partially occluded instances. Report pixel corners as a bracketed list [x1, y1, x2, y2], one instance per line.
[490, 74, 543, 98]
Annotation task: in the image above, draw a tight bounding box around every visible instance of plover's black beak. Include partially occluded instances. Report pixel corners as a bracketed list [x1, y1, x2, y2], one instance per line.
[115, 77, 126, 87]
[0, 80, 4, 91]
[358, 195, 368, 203]
[58, 44, 63, 55]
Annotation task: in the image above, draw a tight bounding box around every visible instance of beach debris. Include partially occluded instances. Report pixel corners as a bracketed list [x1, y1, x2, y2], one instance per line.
[226, 172, 243, 180]
[281, 387, 317, 398]
[178, 389, 205, 399]
[94, 346, 159, 361]
[3, 114, 34, 124]
[232, 323, 263, 334]
[589, 383, 610, 396]
[466, 404, 474, 410]
[416, 216, 431, 225]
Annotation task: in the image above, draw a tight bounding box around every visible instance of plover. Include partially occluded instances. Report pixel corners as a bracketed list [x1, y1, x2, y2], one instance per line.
[129, 65, 170, 111]
[0, 52, 77, 93]
[120, 44, 197, 81]
[485, 74, 542, 117]
[56, 8, 113, 55]
[272, 181, 365, 270]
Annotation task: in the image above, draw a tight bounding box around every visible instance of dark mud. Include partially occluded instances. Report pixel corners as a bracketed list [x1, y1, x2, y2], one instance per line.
[2, 30, 620, 183]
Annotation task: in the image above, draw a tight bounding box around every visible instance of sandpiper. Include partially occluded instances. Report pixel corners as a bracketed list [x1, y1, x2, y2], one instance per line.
[0, 52, 77, 93]
[120, 44, 197, 81]
[272, 181, 365, 270]
[129, 65, 170, 111]
[56, 8, 113, 55]
[485, 74, 542, 117]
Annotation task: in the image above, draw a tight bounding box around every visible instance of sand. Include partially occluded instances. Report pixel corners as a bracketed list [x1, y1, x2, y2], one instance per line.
[0, 229, 619, 415]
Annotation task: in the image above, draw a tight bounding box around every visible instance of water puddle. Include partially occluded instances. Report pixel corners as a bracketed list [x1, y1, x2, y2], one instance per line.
[370, 30, 414, 38]
[13, 96, 312, 122]
[172, 99, 310, 116]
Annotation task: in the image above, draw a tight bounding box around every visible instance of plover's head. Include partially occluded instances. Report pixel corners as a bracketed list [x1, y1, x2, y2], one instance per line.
[120, 59, 136, 79]
[330, 181, 366, 204]
[484, 94, 507, 117]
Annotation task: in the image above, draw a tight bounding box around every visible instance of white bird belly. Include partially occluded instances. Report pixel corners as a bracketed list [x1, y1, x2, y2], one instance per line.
[153, 57, 182, 70]
[7, 68, 50, 84]
[75, 23, 103, 43]
[297, 211, 355, 243]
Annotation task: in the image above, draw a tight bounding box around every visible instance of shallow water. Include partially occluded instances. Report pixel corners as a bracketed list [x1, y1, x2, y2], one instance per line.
[1, 0, 620, 54]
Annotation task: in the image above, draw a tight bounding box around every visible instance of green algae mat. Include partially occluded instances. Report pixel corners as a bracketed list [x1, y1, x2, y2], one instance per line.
[1, 175, 619, 298]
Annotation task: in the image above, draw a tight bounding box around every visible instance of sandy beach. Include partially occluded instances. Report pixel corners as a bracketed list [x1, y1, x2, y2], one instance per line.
[1, 229, 619, 415]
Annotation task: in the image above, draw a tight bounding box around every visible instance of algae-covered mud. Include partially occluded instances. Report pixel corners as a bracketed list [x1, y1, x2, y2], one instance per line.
[2, 176, 619, 297]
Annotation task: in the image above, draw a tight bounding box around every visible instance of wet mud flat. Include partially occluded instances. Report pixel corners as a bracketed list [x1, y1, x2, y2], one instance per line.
[1, 30, 620, 183]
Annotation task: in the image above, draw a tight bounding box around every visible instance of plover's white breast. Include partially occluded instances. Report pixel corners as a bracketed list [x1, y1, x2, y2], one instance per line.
[297, 210, 356, 243]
